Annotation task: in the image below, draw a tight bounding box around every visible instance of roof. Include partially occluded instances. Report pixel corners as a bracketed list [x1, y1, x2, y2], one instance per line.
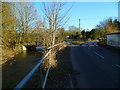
[107, 32, 120, 35]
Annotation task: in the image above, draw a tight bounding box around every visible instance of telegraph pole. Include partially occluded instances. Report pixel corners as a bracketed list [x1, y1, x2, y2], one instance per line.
[79, 19, 80, 32]
[118, 1, 120, 31]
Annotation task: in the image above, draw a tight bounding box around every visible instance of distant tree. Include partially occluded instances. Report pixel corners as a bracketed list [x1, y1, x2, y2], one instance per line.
[112, 19, 120, 31]
[68, 26, 78, 31]
[90, 29, 99, 40]
[81, 30, 86, 38]
[96, 18, 120, 35]
[86, 31, 91, 38]
[74, 32, 80, 39]
[57, 28, 67, 41]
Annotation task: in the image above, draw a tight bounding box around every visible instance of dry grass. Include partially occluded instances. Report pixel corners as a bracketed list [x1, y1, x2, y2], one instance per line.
[66, 39, 97, 45]
[46, 46, 72, 88]
[1, 48, 22, 64]
[1, 49, 15, 64]
[42, 44, 66, 70]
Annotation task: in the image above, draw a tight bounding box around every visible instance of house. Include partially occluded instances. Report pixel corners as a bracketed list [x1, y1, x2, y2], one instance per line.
[106, 32, 120, 47]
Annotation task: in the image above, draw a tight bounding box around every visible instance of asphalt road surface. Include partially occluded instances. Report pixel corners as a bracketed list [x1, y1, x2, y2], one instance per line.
[69, 41, 120, 88]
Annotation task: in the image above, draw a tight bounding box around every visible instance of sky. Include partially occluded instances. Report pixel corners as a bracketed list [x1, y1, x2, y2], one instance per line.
[33, 2, 118, 31]
[3, 0, 119, 2]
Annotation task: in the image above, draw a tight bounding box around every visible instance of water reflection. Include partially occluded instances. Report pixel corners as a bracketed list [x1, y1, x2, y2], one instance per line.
[22, 50, 27, 58]
[2, 50, 43, 88]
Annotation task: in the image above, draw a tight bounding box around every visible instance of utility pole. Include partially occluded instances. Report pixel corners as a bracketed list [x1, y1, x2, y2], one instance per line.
[79, 19, 80, 32]
[118, 1, 120, 22]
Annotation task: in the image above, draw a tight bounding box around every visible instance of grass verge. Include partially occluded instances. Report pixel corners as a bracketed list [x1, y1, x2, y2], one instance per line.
[65, 39, 98, 45]
[46, 46, 72, 88]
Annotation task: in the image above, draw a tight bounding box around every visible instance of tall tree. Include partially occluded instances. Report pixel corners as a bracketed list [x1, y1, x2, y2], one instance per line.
[2, 2, 17, 48]
[42, 2, 71, 46]
[41, 2, 71, 68]
[12, 2, 38, 45]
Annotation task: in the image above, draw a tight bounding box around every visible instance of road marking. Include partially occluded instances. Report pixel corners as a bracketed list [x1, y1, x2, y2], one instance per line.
[89, 45, 94, 46]
[95, 45, 98, 46]
[68, 74, 74, 88]
[88, 48, 90, 50]
[87, 47, 91, 50]
[115, 64, 120, 68]
[94, 52, 104, 59]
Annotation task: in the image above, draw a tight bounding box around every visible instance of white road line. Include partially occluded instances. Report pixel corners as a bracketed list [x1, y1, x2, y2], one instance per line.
[115, 64, 120, 68]
[94, 44, 98, 46]
[94, 52, 104, 59]
[87, 47, 91, 50]
[69, 74, 74, 88]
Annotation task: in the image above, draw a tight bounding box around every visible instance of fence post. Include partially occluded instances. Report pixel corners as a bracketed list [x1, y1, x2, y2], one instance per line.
[40, 67, 43, 87]
[42, 66, 51, 89]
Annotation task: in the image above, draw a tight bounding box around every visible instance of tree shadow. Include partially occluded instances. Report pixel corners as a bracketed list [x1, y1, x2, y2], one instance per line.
[46, 46, 73, 88]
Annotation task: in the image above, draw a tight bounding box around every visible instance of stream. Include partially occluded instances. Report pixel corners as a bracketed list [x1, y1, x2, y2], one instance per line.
[2, 49, 43, 88]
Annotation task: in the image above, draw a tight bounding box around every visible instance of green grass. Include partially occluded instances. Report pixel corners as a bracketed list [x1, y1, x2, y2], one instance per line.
[65, 39, 86, 45]
[71, 40, 84, 44]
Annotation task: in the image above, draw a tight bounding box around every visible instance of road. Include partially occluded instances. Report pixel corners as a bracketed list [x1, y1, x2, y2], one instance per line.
[69, 41, 120, 88]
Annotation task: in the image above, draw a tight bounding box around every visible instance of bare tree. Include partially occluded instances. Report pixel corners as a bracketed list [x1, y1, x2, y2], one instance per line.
[41, 2, 72, 68]
[12, 2, 38, 45]
[42, 2, 71, 46]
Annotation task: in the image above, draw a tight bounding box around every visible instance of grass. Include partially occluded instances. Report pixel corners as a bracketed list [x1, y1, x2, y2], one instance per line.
[65, 39, 97, 45]
[65, 39, 85, 45]
[45, 46, 72, 88]
[71, 40, 84, 44]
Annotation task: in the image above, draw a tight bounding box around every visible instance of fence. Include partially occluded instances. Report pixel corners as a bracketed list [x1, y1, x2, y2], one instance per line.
[15, 43, 63, 89]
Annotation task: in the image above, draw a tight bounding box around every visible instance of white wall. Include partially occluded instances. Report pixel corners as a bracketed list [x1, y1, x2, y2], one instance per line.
[107, 33, 120, 47]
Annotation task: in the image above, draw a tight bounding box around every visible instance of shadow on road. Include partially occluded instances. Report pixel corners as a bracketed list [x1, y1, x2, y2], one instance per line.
[45, 46, 78, 88]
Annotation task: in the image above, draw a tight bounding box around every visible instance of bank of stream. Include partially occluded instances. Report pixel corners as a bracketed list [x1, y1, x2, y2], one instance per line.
[2, 49, 43, 88]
